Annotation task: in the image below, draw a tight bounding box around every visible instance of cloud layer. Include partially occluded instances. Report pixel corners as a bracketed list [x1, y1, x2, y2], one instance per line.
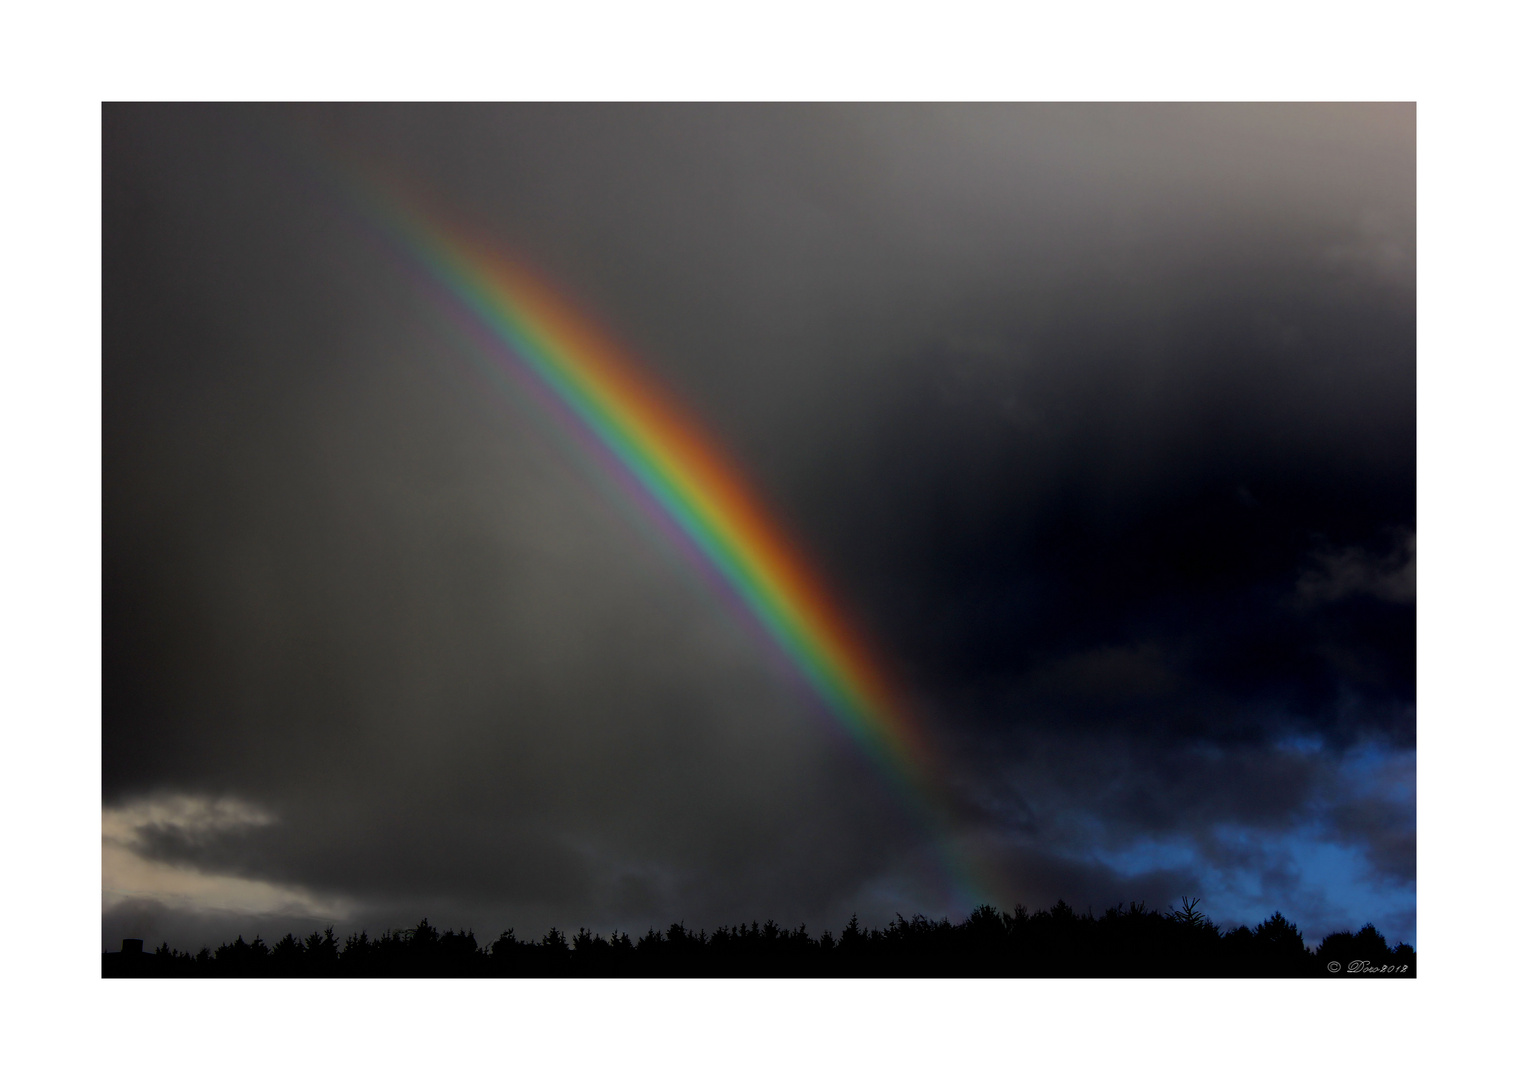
[103, 104, 1415, 950]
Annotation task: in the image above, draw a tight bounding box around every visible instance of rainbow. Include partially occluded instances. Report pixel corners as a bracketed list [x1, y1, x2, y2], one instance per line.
[358, 186, 993, 909]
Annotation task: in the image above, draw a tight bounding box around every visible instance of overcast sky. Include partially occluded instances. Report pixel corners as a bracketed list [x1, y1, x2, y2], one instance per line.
[103, 103, 1414, 951]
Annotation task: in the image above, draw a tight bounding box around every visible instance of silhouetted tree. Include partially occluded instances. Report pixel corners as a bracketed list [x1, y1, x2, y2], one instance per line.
[103, 898, 1414, 978]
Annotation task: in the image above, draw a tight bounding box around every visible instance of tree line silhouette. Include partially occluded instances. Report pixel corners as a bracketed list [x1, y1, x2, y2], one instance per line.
[103, 898, 1414, 977]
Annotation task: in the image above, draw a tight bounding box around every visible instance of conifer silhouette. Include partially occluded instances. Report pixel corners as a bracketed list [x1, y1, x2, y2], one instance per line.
[102, 898, 1414, 978]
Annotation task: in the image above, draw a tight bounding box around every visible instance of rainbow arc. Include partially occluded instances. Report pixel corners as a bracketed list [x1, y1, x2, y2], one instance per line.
[364, 189, 995, 909]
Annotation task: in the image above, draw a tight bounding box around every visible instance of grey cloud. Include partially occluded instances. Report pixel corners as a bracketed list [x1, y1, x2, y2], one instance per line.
[1330, 795, 1417, 884]
[1295, 529, 1416, 607]
[104, 104, 1414, 949]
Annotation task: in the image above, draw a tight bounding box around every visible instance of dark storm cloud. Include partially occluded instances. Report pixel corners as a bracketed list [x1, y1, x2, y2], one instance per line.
[103, 104, 1414, 948]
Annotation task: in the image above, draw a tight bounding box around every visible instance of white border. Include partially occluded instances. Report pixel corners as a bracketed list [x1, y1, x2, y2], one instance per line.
[5, 0, 1513, 1075]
